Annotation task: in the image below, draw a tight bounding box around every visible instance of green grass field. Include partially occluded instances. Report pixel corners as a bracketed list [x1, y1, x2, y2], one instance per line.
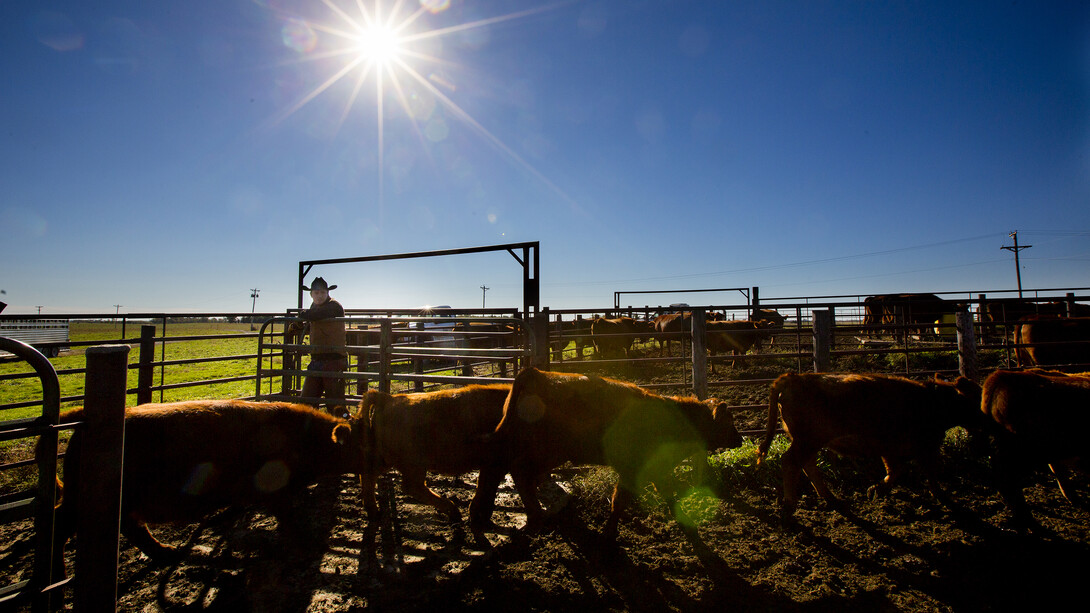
[1, 321, 265, 421]
[1, 322, 271, 491]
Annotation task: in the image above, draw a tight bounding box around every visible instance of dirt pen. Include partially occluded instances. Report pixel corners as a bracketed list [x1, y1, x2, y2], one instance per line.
[2, 289, 1089, 611]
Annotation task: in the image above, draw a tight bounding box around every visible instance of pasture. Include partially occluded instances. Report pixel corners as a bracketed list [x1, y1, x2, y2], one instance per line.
[2, 318, 1088, 611]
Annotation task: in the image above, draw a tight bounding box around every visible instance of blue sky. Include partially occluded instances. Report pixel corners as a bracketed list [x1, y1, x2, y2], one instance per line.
[3, 0, 1089, 315]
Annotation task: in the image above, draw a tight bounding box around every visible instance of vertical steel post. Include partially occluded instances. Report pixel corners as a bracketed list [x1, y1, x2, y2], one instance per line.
[75, 345, 128, 613]
[956, 310, 978, 381]
[691, 308, 708, 400]
[812, 309, 831, 373]
[137, 325, 155, 405]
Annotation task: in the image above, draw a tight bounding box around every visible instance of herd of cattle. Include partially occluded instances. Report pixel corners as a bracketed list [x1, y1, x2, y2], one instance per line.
[554, 307, 783, 364]
[555, 294, 1090, 370]
[41, 356, 1090, 577]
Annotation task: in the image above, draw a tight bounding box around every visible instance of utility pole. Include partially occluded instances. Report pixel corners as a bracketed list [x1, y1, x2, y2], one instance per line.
[35, 306, 42, 314]
[480, 285, 489, 309]
[249, 288, 260, 331]
[113, 304, 122, 316]
[1001, 231, 1032, 298]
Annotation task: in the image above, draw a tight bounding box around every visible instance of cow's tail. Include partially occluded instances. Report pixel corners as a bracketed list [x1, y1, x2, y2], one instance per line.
[757, 376, 786, 465]
[357, 395, 381, 477]
[34, 409, 82, 508]
[480, 366, 536, 445]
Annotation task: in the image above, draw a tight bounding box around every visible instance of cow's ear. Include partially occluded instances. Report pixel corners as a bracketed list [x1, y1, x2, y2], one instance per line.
[954, 376, 981, 396]
[331, 423, 352, 445]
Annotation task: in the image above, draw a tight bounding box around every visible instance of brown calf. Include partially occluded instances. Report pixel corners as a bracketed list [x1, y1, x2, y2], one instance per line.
[706, 320, 775, 373]
[42, 400, 361, 567]
[469, 368, 743, 538]
[552, 316, 595, 360]
[980, 369, 1090, 529]
[757, 373, 982, 517]
[356, 384, 509, 522]
[1016, 315, 1090, 369]
[752, 308, 785, 347]
[591, 317, 647, 359]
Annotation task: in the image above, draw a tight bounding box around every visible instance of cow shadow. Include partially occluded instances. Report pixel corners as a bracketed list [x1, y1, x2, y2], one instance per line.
[357, 472, 531, 580]
[140, 474, 347, 612]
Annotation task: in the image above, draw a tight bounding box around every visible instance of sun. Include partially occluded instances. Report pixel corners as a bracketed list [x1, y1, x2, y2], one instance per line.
[354, 22, 402, 65]
[265, 0, 577, 209]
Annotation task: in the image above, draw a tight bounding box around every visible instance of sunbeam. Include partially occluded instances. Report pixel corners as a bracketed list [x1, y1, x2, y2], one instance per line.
[263, 0, 579, 211]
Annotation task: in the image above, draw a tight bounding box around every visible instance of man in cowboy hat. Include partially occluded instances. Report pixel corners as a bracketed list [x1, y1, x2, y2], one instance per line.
[297, 277, 348, 416]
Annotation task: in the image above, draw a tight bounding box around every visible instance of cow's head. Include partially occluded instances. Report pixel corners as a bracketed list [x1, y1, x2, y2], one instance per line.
[706, 400, 744, 451]
[931, 374, 985, 432]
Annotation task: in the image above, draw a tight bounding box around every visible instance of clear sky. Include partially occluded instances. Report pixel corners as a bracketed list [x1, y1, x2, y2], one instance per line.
[3, 0, 1089, 315]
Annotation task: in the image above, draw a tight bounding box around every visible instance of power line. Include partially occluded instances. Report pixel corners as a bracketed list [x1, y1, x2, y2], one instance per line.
[541, 233, 1007, 288]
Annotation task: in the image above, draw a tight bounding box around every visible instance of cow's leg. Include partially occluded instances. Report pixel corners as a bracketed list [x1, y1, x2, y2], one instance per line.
[51, 492, 76, 579]
[604, 481, 634, 539]
[784, 440, 824, 512]
[400, 467, 461, 522]
[511, 466, 545, 532]
[801, 459, 838, 507]
[1048, 461, 1077, 503]
[992, 441, 1037, 530]
[915, 453, 957, 508]
[121, 516, 181, 563]
[780, 443, 812, 516]
[360, 471, 380, 520]
[468, 465, 506, 533]
[867, 457, 907, 500]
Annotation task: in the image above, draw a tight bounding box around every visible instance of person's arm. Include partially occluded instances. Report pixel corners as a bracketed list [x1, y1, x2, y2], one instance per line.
[301, 300, 344, 321]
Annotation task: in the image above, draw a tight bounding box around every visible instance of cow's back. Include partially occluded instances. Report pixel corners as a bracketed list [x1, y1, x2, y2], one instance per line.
[982, 370, 1090, 459]
[67, 401, 353, 523]
[1017, 316, 1090, 368]
[495, 369, 638, 469]
[370, 384, 509, 474]
[773, 373, 975, 457]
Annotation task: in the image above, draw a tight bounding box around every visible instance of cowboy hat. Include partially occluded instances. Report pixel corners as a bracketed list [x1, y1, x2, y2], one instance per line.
[302, 277, 338, 291]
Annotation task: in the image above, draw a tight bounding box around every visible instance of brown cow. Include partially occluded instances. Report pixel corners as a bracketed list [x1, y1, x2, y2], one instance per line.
[591, 316, 646, 358]
[454, 321, 518, 376]
[977, 299, 1046, 338]
[552, 316, 594, 360]
[706, 320, 775, 373]
[980, 369, 1090, 528]
[469, 368, 743, 539]
[653, 311, 727, 357]
[757, 373, 982, 517]
[864, 293, 957, 339]
[1016, 315, 1090, 369]
[652, 312, 688, 357]
[752, 308, 785, 347]
[42, 400, 361, 567]
[356, 384, 509, 522]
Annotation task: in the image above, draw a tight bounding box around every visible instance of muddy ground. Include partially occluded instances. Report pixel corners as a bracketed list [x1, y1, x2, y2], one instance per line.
[6, 453, 1088, 612]
[4, 352, 1090, 612]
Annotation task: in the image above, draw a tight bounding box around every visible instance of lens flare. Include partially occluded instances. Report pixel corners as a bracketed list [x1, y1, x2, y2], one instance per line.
[263, 0, 579, 210]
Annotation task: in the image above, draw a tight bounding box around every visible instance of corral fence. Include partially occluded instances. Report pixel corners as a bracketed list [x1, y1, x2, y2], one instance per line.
[0, 338, 126, 612]
[3, 287, 1090, 609]
[546, 289, 1090, 432]
[254, 311, 533, 407]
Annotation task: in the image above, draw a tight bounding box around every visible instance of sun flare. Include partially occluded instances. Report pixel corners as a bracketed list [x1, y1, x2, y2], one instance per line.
[355, 22, 401, 65]
[266, 0, 575, 209]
